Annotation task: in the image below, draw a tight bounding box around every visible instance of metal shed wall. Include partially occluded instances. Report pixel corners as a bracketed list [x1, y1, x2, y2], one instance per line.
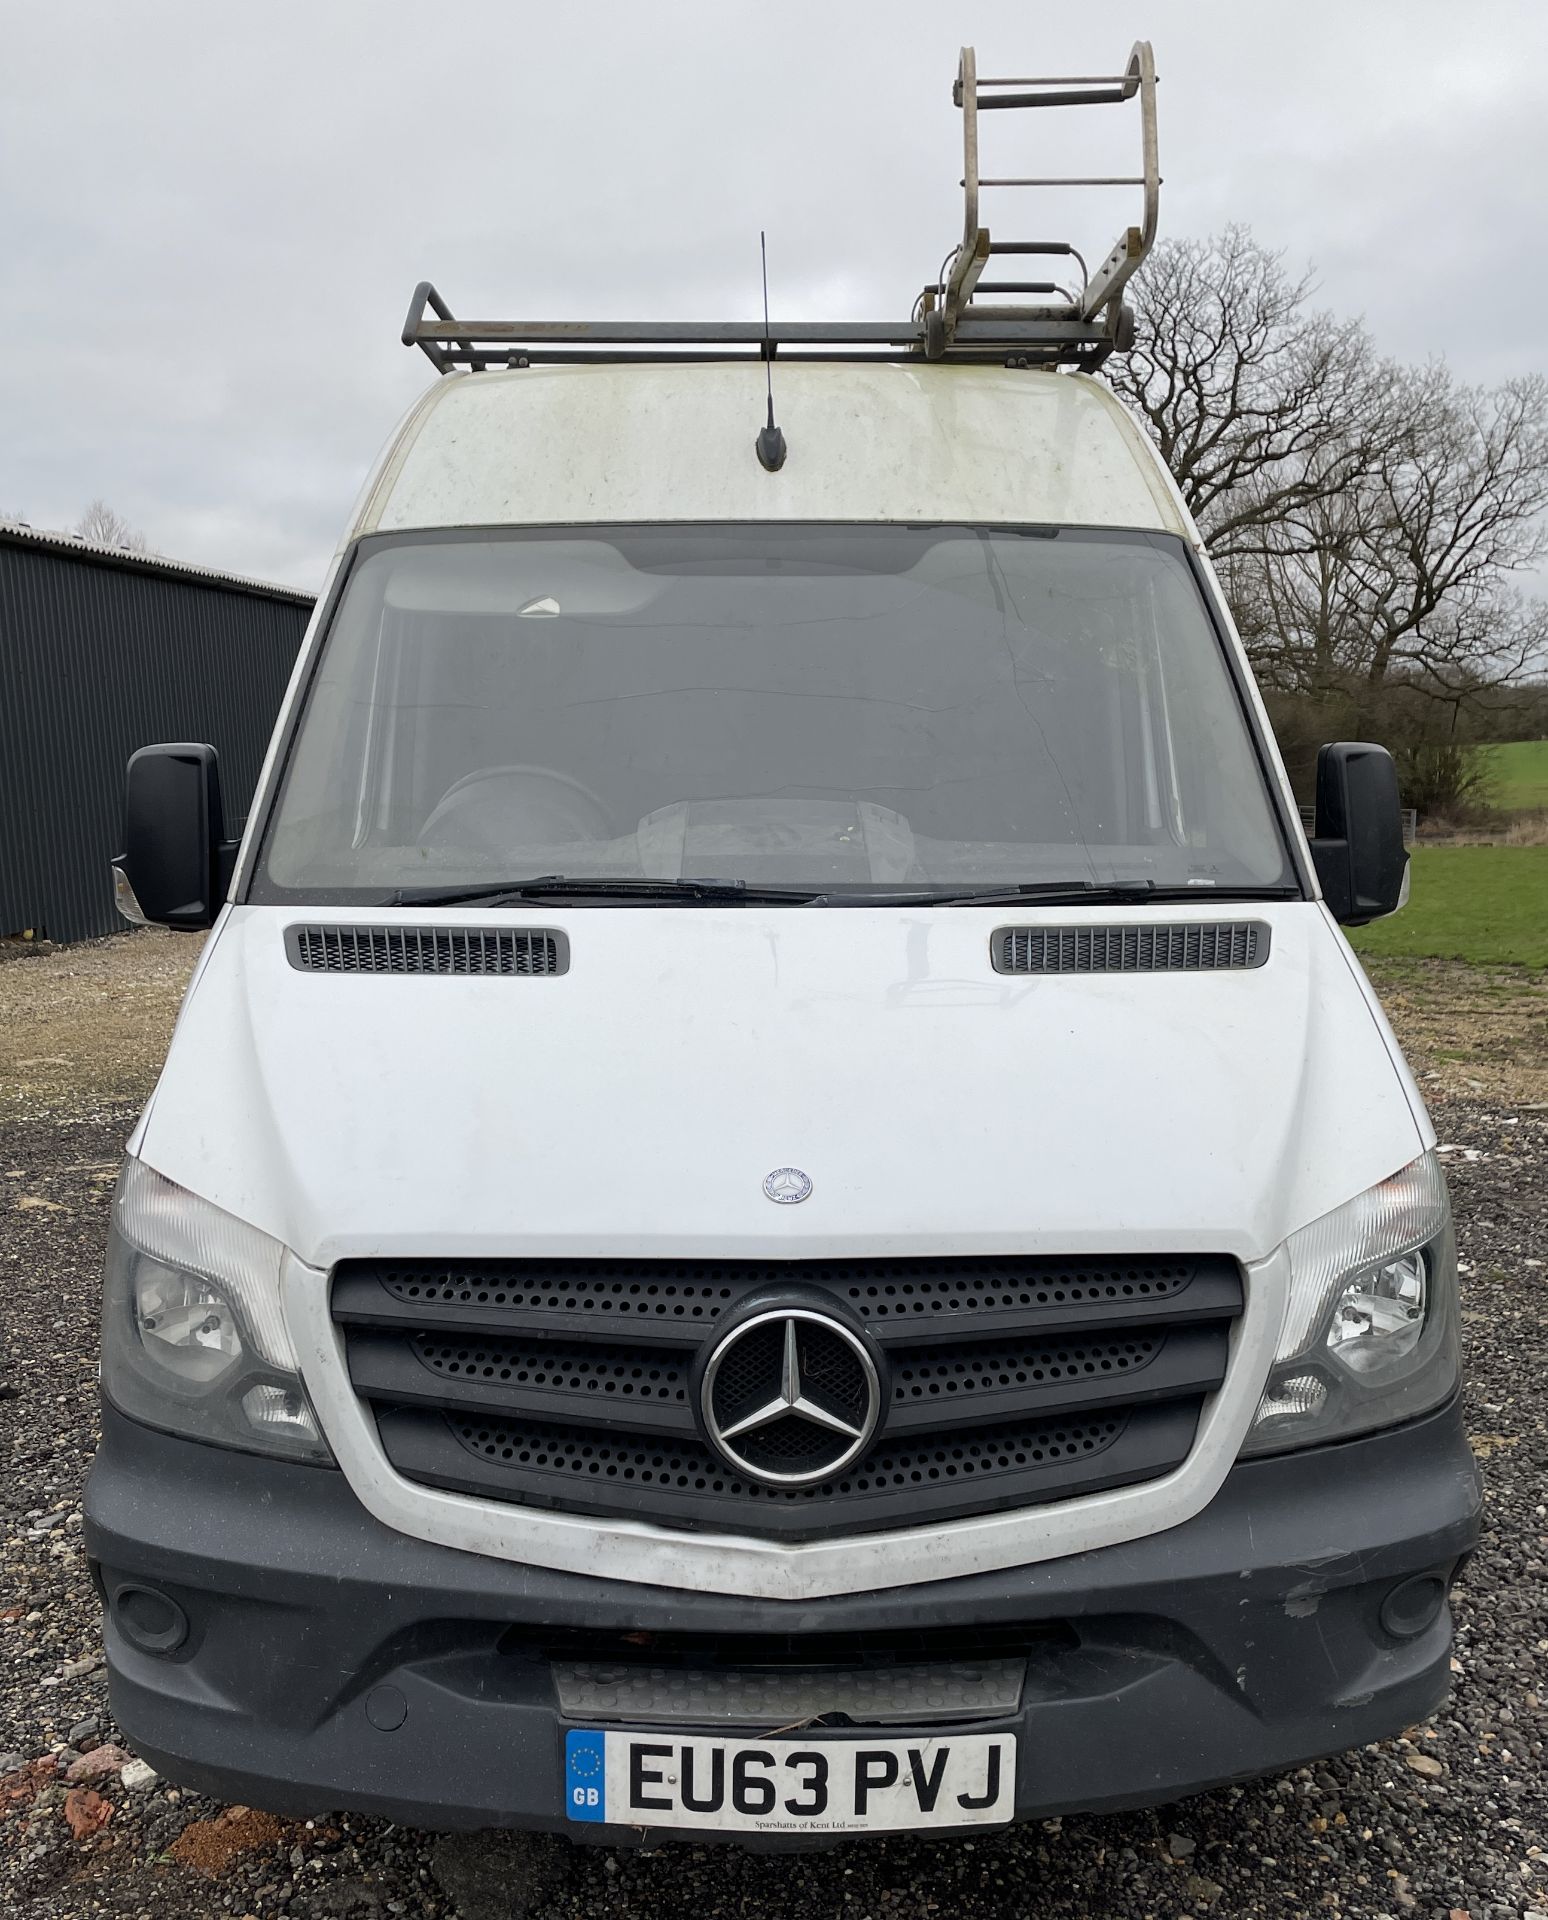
[0, 535, 312, 944]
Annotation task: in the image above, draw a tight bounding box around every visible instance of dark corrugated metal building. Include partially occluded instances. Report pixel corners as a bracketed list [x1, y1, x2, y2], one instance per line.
[0, 522, 314, 943]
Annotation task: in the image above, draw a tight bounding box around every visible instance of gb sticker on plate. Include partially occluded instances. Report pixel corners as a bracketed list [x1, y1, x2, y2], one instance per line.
[565, 1729, 608, 1822]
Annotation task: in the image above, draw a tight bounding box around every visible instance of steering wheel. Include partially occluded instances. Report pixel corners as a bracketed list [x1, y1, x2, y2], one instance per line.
[418, 764, 613, 851]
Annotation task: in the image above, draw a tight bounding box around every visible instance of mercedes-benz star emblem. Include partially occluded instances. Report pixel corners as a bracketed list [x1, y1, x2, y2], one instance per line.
[763, 1166, 812, 1205]
[699, 1308, 882, 1486]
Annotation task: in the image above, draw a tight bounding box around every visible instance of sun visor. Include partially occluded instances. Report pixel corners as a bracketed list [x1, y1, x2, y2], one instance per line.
[380, 539, 666, 616]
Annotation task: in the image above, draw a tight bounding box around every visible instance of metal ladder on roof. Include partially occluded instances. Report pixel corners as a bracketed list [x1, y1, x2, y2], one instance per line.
[918, 42, 1159, 361]
[401, 41, 1158, 373]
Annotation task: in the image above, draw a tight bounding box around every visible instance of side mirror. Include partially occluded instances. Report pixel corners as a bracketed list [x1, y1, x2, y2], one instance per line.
[1309, 741, 1408, 926]
[113, 744, 238, 931]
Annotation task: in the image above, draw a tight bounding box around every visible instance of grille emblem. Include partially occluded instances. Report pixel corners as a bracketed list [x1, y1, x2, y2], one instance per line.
[762, 1166, 812, 1205]
[700, 1308, 881, 1486]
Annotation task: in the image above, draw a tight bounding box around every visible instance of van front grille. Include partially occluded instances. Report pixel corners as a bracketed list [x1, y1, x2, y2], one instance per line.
[332, 1254, 1243, 1541]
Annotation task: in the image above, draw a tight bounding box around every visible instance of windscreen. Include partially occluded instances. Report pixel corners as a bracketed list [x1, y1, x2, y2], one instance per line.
[257, 525, 1293, 898]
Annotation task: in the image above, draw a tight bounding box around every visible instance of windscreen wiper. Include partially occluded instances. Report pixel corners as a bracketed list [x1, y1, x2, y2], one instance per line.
[387, 877, 1302, 909]
[387, 876, 830, 907]
[811, 880, 1304, 908]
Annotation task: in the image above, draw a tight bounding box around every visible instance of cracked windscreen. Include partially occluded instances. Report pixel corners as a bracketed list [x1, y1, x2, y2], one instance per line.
[256, 524, 1294, 900]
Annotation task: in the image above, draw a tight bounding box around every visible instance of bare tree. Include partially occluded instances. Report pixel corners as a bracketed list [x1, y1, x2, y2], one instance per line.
[75, 499, 151, 552]
[1356, 371, 1548, 693]
[1107, 227, 1388, 556]
[1224, 366, 1548, 711]
[1113, 231, 1548, 737]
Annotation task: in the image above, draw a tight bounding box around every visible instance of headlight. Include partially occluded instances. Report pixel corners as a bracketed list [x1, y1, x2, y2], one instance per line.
[101, 1158, 331, 1464]
[1240, 1150, 1459, 1456]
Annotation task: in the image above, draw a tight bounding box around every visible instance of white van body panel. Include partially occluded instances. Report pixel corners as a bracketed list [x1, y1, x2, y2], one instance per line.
[133, 899, 1425, 1597]
[129, 359, 1433, 1599]
[361, 364, 1188, 539]
[139, 905, 1421, 1269]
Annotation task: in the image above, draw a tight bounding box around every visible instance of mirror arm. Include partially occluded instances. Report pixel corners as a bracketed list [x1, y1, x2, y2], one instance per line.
[214, 838, 241, 900]
[1308, 837, 1353, 924]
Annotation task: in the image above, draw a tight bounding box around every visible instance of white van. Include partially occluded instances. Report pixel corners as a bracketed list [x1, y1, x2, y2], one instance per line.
[87, 47, 1479, 1844]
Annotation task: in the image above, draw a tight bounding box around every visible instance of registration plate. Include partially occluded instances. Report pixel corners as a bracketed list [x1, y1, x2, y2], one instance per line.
[564, 1729, 1015, 1834]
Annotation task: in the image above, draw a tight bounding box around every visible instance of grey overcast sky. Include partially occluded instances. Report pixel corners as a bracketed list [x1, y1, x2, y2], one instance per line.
[3, 0, 1545, 591]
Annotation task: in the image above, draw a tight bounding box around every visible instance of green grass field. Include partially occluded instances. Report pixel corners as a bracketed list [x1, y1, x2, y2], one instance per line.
[1349, 844, 1548, 969]
[1478, 739, 1548, 811]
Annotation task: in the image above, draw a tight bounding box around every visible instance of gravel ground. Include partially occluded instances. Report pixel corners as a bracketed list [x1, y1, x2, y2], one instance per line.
[3, 931, 1547, 1919]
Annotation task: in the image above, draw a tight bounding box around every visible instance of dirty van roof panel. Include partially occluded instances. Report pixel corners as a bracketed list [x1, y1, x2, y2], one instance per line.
[362, 363, 1185, 538]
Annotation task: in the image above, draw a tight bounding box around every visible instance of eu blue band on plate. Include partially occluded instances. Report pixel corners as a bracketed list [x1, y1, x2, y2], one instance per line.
[565, 1729, 607, 1822]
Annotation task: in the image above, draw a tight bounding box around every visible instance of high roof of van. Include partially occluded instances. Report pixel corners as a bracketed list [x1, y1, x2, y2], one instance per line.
[357, 362, 1190, 541]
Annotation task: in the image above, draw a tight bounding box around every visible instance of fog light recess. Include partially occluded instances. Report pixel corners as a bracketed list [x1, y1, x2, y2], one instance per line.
[113, 1584, 189, 1656]
[1379, 1573, 1448, 1641]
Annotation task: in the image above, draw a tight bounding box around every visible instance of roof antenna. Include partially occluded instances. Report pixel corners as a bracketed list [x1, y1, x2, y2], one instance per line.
[755, 231, 787, 472]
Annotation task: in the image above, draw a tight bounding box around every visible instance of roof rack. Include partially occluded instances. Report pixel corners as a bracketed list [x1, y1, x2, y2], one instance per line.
[403, 41, 1158, 374]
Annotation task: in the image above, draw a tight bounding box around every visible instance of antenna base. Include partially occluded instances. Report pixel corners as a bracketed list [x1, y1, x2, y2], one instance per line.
[756, 424, 788, 472]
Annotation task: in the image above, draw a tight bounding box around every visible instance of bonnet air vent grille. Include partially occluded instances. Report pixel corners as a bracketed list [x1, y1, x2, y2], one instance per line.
[285, 925, 568, 976]
[993, 921, 1269, 976]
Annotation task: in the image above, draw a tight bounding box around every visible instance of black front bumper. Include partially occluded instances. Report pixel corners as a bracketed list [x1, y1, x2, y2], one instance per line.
[84, 1398, 1481, 1842]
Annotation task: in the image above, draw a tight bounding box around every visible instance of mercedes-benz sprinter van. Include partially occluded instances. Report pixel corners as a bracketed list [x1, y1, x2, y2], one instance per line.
[85, 46, 1480, 1844]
